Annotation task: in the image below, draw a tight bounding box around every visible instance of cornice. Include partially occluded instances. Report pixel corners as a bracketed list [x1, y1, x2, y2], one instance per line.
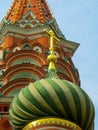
[0, 97, 13, 103]
[0, 23, 79, 54]
[60, 39, 80, 55]
[0, 24, 47, 44]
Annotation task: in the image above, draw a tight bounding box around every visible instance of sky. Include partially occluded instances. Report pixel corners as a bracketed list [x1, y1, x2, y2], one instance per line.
[0, 0, 98, 130]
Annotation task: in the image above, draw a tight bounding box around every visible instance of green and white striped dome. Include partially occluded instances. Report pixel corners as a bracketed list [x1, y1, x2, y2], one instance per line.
[9, 78, 95, 130]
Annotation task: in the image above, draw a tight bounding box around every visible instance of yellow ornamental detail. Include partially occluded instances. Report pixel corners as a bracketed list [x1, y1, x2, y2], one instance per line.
[44, 29, 60, 71]
[23, 118, 82, 130]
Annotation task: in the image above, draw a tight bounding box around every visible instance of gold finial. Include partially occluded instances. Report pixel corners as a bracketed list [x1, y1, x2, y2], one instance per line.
[44, 29, 60, 70]
[44, 29, 60, 54]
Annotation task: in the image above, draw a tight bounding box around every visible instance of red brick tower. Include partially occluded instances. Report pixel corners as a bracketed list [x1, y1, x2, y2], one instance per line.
[0, 0, 91, 130]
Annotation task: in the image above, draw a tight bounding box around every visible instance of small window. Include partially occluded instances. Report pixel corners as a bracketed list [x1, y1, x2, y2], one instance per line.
[13, 46, 20, 52]
[54, 51, 59, 58]
[0, 69, 5, 76]
[4, 106, 8, 112]
[33, 46, 42, 53]
[23, 44, 31, 50]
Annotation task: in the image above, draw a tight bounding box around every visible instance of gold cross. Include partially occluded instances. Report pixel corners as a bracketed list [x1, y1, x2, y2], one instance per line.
[44, 29, 60, 54]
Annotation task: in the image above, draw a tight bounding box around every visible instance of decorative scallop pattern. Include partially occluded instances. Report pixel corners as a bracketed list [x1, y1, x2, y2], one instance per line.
[9, 79, 95, 130]
[13, 46, 21, 52]
[33, 46, 42, 53]
[54, 51, 59, 58]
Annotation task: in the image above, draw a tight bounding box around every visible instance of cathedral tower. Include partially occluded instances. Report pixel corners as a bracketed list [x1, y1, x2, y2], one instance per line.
[0, 0, 94, 130]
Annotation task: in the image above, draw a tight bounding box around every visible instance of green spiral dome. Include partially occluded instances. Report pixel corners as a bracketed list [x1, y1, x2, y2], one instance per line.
[9, 78, 95, 130]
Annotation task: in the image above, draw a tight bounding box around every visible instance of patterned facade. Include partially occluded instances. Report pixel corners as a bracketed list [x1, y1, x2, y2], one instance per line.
[0, 0, 94, 130]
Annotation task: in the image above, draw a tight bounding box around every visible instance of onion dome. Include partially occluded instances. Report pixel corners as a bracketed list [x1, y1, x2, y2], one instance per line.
[9, 78, 95, 130]
[9, 30, 95, 130]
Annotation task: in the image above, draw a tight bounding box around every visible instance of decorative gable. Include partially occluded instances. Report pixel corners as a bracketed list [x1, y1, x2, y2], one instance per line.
[15, 11, 43, 28]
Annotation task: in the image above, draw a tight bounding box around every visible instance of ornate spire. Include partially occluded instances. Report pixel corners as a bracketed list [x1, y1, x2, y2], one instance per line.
[44, 29, 60, 78]
[5, 0, 53, 24]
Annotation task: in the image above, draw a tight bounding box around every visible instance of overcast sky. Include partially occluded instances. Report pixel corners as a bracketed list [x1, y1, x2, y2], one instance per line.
[0, 0, 98, 130]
